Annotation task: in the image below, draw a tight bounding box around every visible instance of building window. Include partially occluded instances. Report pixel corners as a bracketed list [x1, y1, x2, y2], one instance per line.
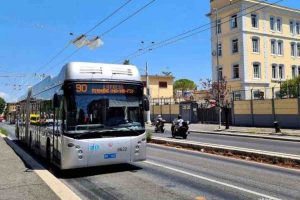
[251, 14, 258, 28]
[279, 64, 284, 79]
[296, 22, 300, 35]
[276, 18, 282, 32]
[252, 37, 259, 53]
[290, 20, 294, 34]
[232, 39, 239, 53]
[159, 81, 167, 88]
[271, 40, 276, 55]
[233, 91, 241, 100]
[272, 64, 278, 79]
[270, 16, 275, 31]
[297, 43, 300, 57]
[217, 43, 222, 56]
[291, 42, 296, 56]
[277, 41, 283, 55]
[253, 63, 261, 79]
[218, 67, 223, 80]
[216, 19, 221, 34]
[231, 14, 238, 29]
[292, 65, 297, 78]
[233, 64, 239, 79]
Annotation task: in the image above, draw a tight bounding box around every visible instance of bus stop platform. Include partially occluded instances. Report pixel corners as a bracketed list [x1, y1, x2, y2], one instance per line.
[0, 136, 59, 200]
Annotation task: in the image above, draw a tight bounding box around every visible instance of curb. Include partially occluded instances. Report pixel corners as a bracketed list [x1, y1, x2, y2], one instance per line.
[189, 130, 300, 142]
[0, 134, 81, 200]
[151, 136, 300, 168]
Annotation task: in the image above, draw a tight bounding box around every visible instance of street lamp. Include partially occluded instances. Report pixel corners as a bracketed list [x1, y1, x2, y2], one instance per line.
[212, 8, 222, 130]
[140, 41, 155, 124]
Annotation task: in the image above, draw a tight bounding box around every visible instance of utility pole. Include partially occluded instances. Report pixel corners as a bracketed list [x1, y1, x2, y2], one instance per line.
[214, 8, 222, 130]
[146, 62, 151, 124]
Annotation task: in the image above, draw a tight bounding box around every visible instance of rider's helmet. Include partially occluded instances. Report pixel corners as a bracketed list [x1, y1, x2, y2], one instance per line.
[178, 115, 182, 119]
[157, 115, 162, 118]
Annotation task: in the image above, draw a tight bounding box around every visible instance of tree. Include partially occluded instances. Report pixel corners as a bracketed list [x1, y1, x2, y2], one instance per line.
[199, 78, 229, 108]
[280, 76, 300, 98]
[123, 59, 130, 65]
[174, 79, 197, 98]
[0, 97, 6, 115]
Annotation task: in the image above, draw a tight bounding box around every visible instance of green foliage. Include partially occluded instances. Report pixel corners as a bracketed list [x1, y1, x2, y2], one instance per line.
[174, 79, 197, 92]
[0, 97, 5, 114]
[0, 128, 8, 136]
[281, 77, 300, 98]
[123, 59, 130, 65]
[146, 131, 152, 142]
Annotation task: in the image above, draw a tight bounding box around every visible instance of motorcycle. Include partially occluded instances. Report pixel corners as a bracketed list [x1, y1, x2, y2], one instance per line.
[154, 119, 165, 133]
[171, 120, 189, 139]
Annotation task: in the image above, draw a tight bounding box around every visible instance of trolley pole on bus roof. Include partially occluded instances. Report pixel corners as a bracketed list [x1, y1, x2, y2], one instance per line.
[146, 62, 151, 124]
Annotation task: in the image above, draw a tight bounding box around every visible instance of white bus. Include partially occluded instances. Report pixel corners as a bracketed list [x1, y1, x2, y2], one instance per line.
[16, 62, 149, 169]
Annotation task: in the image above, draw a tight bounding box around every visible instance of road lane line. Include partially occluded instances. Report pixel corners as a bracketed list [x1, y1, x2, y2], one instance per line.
[144, 160, 281, 200]
[148, 143, 300, 173]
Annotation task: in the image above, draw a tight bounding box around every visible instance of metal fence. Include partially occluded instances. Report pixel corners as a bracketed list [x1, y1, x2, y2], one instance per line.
[231, 85, 300, 101]
[151, 97, 185, 105]
[198, 107, 232, 125]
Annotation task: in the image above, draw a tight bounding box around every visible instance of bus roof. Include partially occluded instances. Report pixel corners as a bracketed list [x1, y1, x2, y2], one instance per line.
[18, 62, 141, 101]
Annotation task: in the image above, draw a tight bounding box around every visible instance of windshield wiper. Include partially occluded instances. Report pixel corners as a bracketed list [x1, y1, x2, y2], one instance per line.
[112, 127, 145, 135]
[74, 130, 108, 139]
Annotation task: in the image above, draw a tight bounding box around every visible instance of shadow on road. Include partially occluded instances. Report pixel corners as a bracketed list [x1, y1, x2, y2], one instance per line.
[55, 163, 142, 179]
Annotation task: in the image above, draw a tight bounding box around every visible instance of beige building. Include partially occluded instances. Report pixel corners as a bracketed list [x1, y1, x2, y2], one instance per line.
[6, 102, 17, 122]
[141, 75, 174, 99]
[208, 0, 300, 99]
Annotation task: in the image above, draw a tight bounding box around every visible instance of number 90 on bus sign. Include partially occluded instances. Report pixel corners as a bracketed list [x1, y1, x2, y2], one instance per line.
[76, 84, 88, 93]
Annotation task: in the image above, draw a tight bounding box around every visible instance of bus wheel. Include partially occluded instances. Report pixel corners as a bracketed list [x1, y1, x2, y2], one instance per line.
[46, 140, 51, 165]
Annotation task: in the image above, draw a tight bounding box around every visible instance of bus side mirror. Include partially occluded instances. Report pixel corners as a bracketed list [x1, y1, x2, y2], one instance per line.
[53, 94, 60, 108]
[143, 97, 150, 111]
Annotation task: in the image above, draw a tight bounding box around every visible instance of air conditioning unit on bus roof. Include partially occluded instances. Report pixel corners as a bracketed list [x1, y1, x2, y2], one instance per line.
[79, 66, 103, 74]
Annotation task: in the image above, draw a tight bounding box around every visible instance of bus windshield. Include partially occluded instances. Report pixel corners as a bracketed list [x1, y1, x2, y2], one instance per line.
[65, 83, 145, 133]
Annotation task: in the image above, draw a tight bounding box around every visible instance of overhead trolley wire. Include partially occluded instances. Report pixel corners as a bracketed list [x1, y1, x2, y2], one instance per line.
[119, 0, 283, 61]
[51, 0, 157, 71]
[36, 0, 134, 74]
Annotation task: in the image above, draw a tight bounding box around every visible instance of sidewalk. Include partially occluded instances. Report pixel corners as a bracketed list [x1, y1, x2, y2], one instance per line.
[187, 123, 300, 137]
[0, 136, 58, 200]
[147, 123, 300, 137]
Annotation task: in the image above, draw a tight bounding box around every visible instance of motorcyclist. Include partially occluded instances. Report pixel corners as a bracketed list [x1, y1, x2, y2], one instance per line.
[156, 115, 163, 122]
[155, 115, 164, 127]
[176, 115, 184, 127]
[155, 115, 165, 133]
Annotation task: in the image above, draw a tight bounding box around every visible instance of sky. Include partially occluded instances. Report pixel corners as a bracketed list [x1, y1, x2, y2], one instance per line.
[0, 0, 298, 102]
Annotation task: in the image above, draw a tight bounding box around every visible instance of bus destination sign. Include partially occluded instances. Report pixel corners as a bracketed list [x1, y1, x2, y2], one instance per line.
[75, 84, 135, 95]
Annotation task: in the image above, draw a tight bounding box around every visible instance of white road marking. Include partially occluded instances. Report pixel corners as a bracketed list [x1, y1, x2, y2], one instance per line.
[144, 160, 281, 200]
[1, 134, 81, 200]
[148, 143, 300, 173]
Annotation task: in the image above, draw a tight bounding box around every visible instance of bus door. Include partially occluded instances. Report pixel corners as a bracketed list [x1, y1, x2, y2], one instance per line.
[53, 95, 63, 165]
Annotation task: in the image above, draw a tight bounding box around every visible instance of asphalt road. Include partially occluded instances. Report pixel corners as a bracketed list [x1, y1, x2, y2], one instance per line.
[59, 144, 300, 200]
[2, 123, 300, 199]
[150, 127, 300, 155]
